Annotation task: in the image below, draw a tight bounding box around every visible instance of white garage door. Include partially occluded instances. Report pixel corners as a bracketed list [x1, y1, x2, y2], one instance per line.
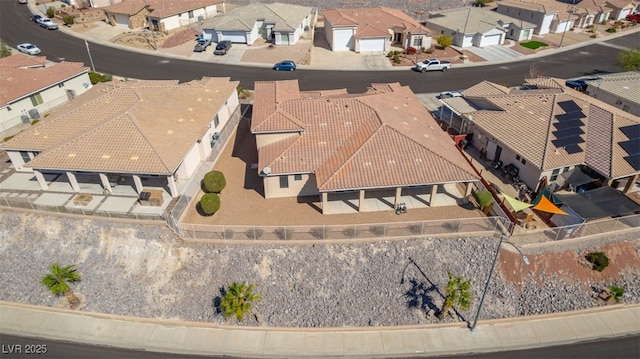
[113, 14, 130, 28]
[220, 31, 247, 44]
[480, 34, 502, 47]
[359, 38, 384, 52]
[333, 28, 352, 51]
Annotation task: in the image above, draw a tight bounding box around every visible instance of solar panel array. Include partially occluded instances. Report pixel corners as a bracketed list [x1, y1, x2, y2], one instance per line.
[552, 100, 586, 155]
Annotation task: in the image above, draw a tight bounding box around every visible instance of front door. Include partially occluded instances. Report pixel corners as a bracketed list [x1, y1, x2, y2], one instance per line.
[493, 145, 502, 162]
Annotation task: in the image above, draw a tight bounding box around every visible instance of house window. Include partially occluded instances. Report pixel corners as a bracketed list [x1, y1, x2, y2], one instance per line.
[213, 114, 219, 128]
[20, 151, 31, 163]
[294, 174, 302, 181]
[550, 168, 560, 181]
[188, 10, 194, 19]
[279, 176, 289, 188]
[622, 104, 630, 111]
[521, 158, 526, 165]
[516, 155, 520, 161]
[30, 93, 43, 107]
[413, 37, 422, 47]
[58, 83, 65, 88]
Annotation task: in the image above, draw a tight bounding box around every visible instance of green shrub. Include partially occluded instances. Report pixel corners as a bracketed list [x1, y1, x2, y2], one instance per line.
[520, 41, 548, 50]
[199, 193, 220, 216]
[88, 71, 113, 84]
[474, 190, 493, 208]
[608, 285, 625, 303]
[392, 55, 401, 64]
[62, 14, 75, 25]
[605, 28, 616, 33]
[46, 6, 55, 18]
[437, 35, 453, 49]
[585, 252, 609, 272]
[0, 42, 11, 58]
[203, 170, 226, 193]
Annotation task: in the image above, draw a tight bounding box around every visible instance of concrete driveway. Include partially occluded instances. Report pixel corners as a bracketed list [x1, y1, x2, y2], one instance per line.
[463, 44, 525, 61]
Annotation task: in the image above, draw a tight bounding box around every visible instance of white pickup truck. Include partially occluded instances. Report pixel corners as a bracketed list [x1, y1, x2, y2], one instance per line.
[415, 59, 451, 72]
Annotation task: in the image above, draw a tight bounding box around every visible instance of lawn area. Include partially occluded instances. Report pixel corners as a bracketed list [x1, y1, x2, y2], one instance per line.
[520, 41, 548, 50]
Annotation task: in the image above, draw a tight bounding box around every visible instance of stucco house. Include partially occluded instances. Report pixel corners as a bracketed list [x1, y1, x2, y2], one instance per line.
[425, 7, 536, 48]
[103, 0, 225, 31]
[583, 71, 640, 117]
[200, 2, 312, 45]
[441, 79, 640, 195]
[322, 7, 430, 53]
[251, 80, 479, 214]
[497, 0, 577, 35]
[0, 54, 91, 138]
[604, 0, 638, 20]
[572, 0, 613, 28]
[0, 77, 240, 198]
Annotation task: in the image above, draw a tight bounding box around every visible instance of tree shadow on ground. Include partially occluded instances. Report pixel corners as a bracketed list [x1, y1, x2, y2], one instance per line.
[404, 277, 439, 313]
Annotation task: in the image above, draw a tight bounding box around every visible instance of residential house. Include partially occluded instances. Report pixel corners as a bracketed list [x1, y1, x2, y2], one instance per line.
[440, 79, 640, 195]
[0, 54, 91, 138]
[425, 7, 536, 48]
[200, 2, 313, 45]
[322, 7, 430, 53]
[604, 0, 638, 20]
[497, 0, 576, 35]
[0, 78, 240, 198]
[583, 71, 640, 116]
[572, 0, 612, 28]
[103, 0, 225, 31]
[251, 80, 479, 214]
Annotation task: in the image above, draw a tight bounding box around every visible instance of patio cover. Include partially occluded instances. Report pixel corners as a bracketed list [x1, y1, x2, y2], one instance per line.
[533, 192, 568, 215]
[560, 168, 598, 187]
[555, 186, 640, 220]
[501, 192, 533, 212]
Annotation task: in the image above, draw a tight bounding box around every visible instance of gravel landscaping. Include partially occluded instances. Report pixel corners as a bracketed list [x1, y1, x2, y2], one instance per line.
[0, 211, 638, 327]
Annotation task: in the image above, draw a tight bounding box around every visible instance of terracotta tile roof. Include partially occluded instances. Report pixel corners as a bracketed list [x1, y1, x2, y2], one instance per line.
[0, 53, 46, 69]
[104, 0, 223, 17]
[323, 7, 429, 39]
[1, 78, 239, 175]
[461, 80, 511, 97]
[604, 0, 636, 9]
[575, 0, 612, 13]
[0, 57, 89, 106]
[524, 77, 565, 89]
[584, 71, 640, 107]
[252, 80, 479, 192]
[202, 3, 311, 32]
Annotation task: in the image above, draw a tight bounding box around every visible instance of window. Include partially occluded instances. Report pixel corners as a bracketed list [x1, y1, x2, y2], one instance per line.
[20, 151, 31, 163]
[413, 37, 422, 47]
[521, 158, 526, 165]
[622, 104, 630, 112]
[58, 83, 65, 88]
[279, 176, 289, 188]
[213, 114, 219, 128]
[188, 10, 194, 19]
[30, 93, 43, 107]
[562, 167, 570, 173]
[516, 155, 520, 161]
[550, 168, 560, 181]
[294, 174, 302, 181]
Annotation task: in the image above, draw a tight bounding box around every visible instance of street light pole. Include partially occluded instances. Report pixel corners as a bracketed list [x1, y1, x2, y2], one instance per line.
[470, 235, 529, 332]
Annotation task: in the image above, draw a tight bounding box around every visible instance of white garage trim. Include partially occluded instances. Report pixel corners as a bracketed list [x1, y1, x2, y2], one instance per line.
[332, 28, 353, 51]
[479, 33, 502, 47]
[358, 38, 385, 52]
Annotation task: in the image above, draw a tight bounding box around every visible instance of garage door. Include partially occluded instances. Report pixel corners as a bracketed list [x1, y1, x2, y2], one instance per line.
[220, 31, 247, 44]
[333, 28, 352, 51]
[113, 14, 130, 28]
[359, 38, 384, 52]
[480, 34, 502, 47]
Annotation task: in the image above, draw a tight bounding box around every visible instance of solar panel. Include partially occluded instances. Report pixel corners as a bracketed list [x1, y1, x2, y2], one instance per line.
[619, 124, 640, 170]
[552, 100, 586, 155]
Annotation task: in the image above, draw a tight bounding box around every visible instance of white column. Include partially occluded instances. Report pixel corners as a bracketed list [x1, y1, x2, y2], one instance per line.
[358, 190, 365, 212]
[133, 175, 143, 194]
[167, 175, 178, 197]
[464, 182, 473, 203]
[34, 170, 48, 190]
[66, 172, 80, 192]
[395, 187, 402, 205]
[430, 184, 439, 206]
[99, 173, 112, 192]
[321, 192, 328, 214]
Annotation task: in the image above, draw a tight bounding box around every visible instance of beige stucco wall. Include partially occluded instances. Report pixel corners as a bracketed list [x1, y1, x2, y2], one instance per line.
[263, 173, 318, 198]
[255, 132, 298, 148]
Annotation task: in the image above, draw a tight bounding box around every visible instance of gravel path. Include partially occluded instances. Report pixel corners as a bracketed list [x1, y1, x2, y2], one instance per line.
[0, 211, 638, 327]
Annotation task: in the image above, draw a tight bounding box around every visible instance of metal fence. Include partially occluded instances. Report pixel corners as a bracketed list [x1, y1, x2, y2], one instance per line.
[511, 213, 640, 245]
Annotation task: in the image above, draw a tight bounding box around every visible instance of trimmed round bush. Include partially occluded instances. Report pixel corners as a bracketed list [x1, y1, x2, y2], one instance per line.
[203, 170, 226, 193]
[585, 252, 609, 272]
[200, 193, 220, 216]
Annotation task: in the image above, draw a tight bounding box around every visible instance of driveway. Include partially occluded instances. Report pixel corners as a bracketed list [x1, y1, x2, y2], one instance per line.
[463, 44, 525, 61]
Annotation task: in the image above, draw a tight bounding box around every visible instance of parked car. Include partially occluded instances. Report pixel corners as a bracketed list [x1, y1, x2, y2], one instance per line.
[438, 91, 463, 99]
[626, 13, 640, 22]
[17, 43, 41, 55]
[214, 41, 232, 55]
[415, 59, 451, 72]
[194, 39, 211, 52]
[31, 14, 42, 23]
[38, 17, 59, 30]
[18, 0, 28, 4]
[273, 60, 296, 71]
[565, 77, 599, 92]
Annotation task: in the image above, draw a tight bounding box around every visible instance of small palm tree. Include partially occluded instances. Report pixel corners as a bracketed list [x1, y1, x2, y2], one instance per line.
[438, 271, 472, 319]
[608, 285, 625, 303]
[41, 264, 81, 308]
[220, 282, 261, 322]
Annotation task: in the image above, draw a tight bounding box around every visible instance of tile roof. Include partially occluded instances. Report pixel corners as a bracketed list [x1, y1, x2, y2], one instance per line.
[0, 53, 46, 69]
[604, 0, 636, 9]
[104, 0, 223, 17]
[584, 71, 640, 107]
[252, 80, 479, 192]
[1, 78, 239, 175]
[202, 2, 312, 32]
[0, 56, 89, 107]
[427, 7, 536, 34]
[575, 0, 612, 14]
[461, 80, 511, 97]
[322, 7, 428, 38]
[497, 0, 559, 13]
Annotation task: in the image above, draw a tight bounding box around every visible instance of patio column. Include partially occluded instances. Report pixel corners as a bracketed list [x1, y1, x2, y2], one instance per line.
[358, 189, 365, 212]
[430, 184, 439, 206]
[321, 192, 328, 214]
[623, 174, 639, 194]
[464, 182, 473, 203]
[66, 172, 80, 192]
[132, 175, 143, 194]
[99, 173, 112, 193]
[394, 187, 402, 205]
[33, 170, 48, 190]
[167, 175, 178, 197]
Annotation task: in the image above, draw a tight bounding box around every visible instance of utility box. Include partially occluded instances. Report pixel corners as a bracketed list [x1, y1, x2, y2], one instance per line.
[28, 108, 40, 119]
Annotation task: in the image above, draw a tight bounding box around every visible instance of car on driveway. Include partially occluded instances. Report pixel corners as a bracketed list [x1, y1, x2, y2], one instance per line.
[273, 60, 296, 71]
[17, 43, 41, 55]
[565, 77, 599, 92]
[194, 38, 211, 52]
[38, 17, 59, 30]
[214, 41, 232, 55]
[438, 90, 463, 99]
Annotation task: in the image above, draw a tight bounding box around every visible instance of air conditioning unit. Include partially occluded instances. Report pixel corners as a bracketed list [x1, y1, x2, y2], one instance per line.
[210, 132, 221, 147]
[28, 108, 40, 119]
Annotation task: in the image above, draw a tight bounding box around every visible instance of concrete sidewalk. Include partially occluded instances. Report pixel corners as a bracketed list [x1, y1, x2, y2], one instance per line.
[1, 301, 638, 357]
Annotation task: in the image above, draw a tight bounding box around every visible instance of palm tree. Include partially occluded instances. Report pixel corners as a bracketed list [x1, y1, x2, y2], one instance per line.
[220, 282, 261, 322]
[438, 271, 472, 319]
[41, 264, 81, 308]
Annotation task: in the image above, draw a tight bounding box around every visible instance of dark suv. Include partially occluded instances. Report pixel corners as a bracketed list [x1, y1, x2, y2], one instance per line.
[214, 41, 232, 55]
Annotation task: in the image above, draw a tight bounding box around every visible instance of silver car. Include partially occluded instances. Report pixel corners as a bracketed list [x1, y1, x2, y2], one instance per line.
[17, 43, 41, 55]
[38, 17, 58, 30]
